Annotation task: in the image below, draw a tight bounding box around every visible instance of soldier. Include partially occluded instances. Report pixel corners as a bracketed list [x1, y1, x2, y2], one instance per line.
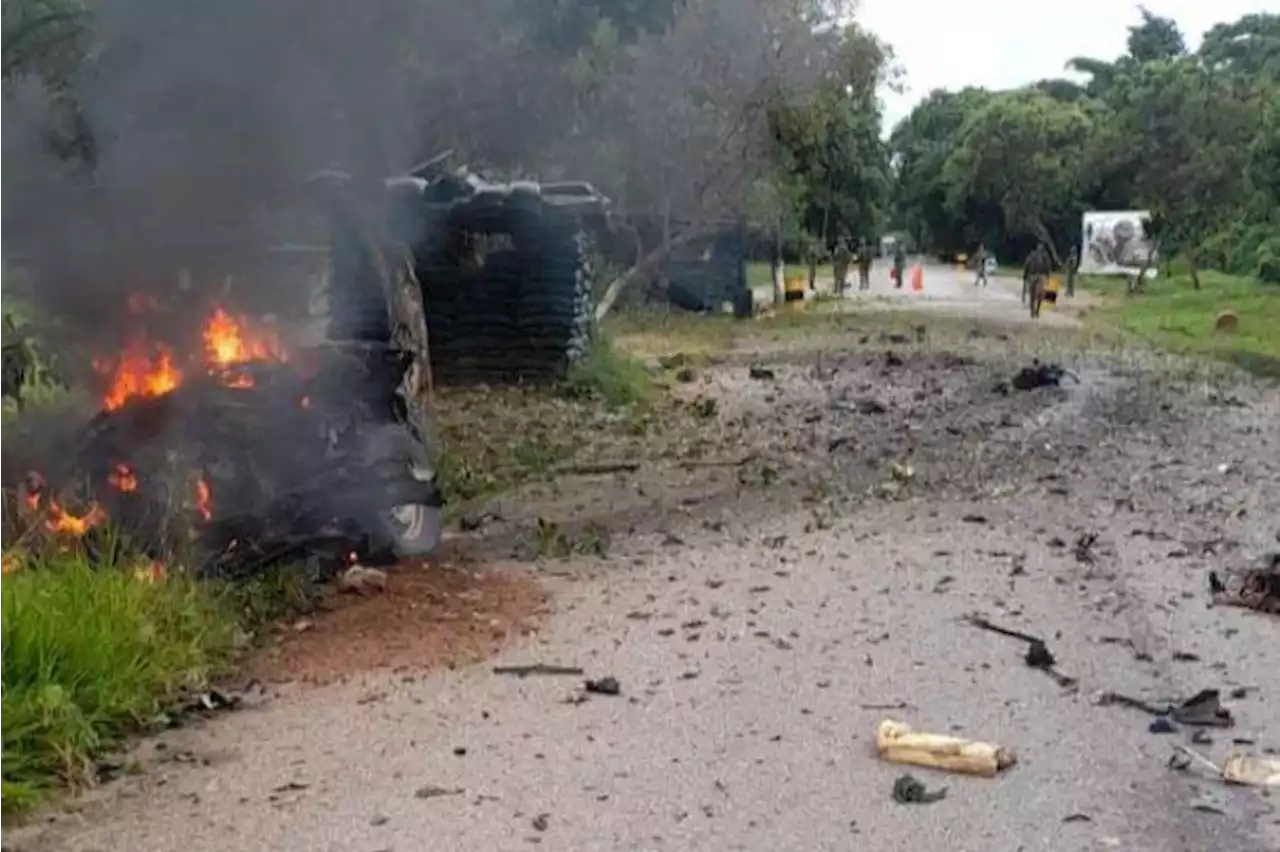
[832, 240, 852, 296]
[1022, 242, 1053, 319]
[973, 243, 989, 288]
[892, 243, 906, 289]
[857, 239, 873, 290]
[1065, 245, 1079, 297]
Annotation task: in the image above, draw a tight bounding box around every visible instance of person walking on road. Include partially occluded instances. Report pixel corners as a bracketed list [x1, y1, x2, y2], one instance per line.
[973, 243, 989, 288]
[857, 239, 873, 291]
[1023, 242, 1053, 318]
[892, 243, 906, 289]
[1065, 245, 1079, 298]
[832, 240, 851, 296]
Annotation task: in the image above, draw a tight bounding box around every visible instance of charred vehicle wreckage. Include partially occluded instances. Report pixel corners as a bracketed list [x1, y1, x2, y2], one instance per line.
[4, 160, 610, 581]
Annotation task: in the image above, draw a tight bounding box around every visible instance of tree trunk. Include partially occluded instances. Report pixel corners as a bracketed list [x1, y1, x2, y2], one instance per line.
[807, 255, 818, 292]
[1188, 249, 1201, 290]
[594, 227, 711, 322]
[1130, 238, 1161, 294]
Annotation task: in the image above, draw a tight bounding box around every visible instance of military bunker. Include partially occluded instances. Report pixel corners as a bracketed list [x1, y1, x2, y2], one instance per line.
[383, 164, 610, 383]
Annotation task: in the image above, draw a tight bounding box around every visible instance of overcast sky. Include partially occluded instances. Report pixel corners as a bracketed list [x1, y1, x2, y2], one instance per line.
[860, 0, 1280, 132]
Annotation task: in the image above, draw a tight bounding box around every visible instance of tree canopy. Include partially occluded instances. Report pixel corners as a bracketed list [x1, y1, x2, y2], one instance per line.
[890, 10, 1280, 283]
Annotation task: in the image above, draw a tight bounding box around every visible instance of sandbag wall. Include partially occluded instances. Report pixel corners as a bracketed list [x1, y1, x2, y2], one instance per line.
[412, 206, 593, 382]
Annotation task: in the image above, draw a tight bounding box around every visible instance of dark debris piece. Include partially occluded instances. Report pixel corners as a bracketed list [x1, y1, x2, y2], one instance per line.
[584, 676, 622, 696]
[892, 774, 947, 804]
[1010, 360, 1076, 391]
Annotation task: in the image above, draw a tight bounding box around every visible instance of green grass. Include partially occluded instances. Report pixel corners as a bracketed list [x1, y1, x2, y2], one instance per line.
[1080, 271, 1280, 377]
[562, 333, 654, 409]
[1, 547, 240, 814]
[745, 261, 835, 292]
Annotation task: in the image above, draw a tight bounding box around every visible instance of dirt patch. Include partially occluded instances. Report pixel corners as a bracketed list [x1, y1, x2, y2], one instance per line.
[245, 559, 549, 685]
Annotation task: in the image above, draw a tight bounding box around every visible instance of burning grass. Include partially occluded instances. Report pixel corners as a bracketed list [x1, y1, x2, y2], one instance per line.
[1, 543, 240, 815]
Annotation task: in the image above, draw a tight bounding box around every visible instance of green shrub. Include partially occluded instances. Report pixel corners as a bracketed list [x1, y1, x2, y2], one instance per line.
[1, 548, 240, 812]
[562, 333, 653, 409]
[1253, 234, 1280, 284]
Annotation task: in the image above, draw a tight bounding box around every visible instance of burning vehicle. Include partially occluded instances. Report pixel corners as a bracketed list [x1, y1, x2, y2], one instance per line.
[5, 173, 445, 579]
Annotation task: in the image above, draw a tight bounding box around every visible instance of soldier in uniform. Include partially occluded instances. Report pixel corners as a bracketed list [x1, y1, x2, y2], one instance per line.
[832, 239, 852, 296]
[1022, 242, 1053, 319]
[892, 243, 906, 289]
[973, 243, 989, 288]
[857, 239, 874, 290]
[1065, 245, 1079, 298]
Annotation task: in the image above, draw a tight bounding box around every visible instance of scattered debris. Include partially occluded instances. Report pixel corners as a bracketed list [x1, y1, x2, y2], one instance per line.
[1209, 552, 1279, 615]
[891, 774, 947, 804]
[340, 565, 389, 595]
[1222, 754, 1280, 787]
[748, 366, 776, 381]
[963, 615, 1076, 688]
[960, 513, 988, 524]
[876, 719, 1016, 777]
[532, 813, 550, 832]
[1010, 360, 1078, 391]
[583, 676, 622, 696]
[1148, 717, 1177, 735]
[493, 664, 585, 678]
[1072, 532, 1098, 565]
[1173, 744, 1280, 788]
[1098, 689, 1234, 728]
[1062, 813, 1093, 824]
[415, 785, 465, 799]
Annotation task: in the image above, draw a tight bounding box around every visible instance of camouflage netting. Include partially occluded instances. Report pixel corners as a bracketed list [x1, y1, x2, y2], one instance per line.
[386, 167, 609, 382]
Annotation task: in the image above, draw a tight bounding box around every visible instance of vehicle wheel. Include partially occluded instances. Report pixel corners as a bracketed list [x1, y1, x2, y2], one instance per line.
[378, 501, 445, 557]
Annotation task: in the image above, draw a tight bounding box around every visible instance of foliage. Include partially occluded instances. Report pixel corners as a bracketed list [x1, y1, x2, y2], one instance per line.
[562, 333, 653, 409]
[890, 10, 1280, 282]
[1, 548, 239, 811]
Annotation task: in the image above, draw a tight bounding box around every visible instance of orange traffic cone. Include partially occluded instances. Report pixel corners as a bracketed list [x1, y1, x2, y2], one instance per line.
[910, 265, 923, 292]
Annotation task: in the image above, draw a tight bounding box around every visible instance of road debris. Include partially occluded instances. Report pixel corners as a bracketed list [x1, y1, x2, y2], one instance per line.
[1172, 745, 1280, 788]
[584, 676, 622, 696]
[1098, 689, 1235, 728]
[891, 774, 947, 804]
[963, 615, 1077, 688]
[415, 785, 465, 799]
[876, 719, 1016, 777]
[748, 366, 776, 380]
[339, 565, 388, 595]
[1209, 552, 1279, 614]
[492, 664, 585, 678]
[1009, 360, 1079, 391]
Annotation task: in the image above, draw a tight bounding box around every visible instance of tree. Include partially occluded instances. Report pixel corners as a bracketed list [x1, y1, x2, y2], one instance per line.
[888, 87, 991, 253]
[940, 89, 1094, 260]
[1126, 6, 1186, 63]
[580, 0, 885, 317]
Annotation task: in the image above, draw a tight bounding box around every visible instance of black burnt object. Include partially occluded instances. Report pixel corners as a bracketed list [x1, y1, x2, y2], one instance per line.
[57, 174, 446, 581]
[72, 346, 442, 581]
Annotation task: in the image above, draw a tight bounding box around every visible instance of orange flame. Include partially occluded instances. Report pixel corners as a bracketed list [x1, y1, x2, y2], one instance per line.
[94, 304, 285, 410]
[204, 307, 285, 369]
[194, 477, 213, 521]
[96, 341, 183, 411]
[46, 500, 106, 536]
[108, 463, 139, 493]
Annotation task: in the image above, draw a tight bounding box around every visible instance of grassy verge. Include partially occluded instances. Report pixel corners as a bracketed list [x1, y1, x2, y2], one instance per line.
[1, 547, 241, 814]
[1080, 271, 1280, 378]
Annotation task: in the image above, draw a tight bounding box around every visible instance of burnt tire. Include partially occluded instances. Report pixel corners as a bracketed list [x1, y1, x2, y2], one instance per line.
[377, 501, 445, 557]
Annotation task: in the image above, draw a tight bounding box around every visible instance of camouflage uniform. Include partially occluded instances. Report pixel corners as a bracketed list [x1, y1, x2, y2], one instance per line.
[1022, 245, 1053, 319]
[892, 246, 906, 289]
[857, 241, 873, 290]
[1065, 247, 1079, 297]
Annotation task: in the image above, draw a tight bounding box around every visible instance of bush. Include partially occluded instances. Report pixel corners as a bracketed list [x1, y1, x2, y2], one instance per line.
[1, 548, 240, 812]
[1253, 235, 1280, 284]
